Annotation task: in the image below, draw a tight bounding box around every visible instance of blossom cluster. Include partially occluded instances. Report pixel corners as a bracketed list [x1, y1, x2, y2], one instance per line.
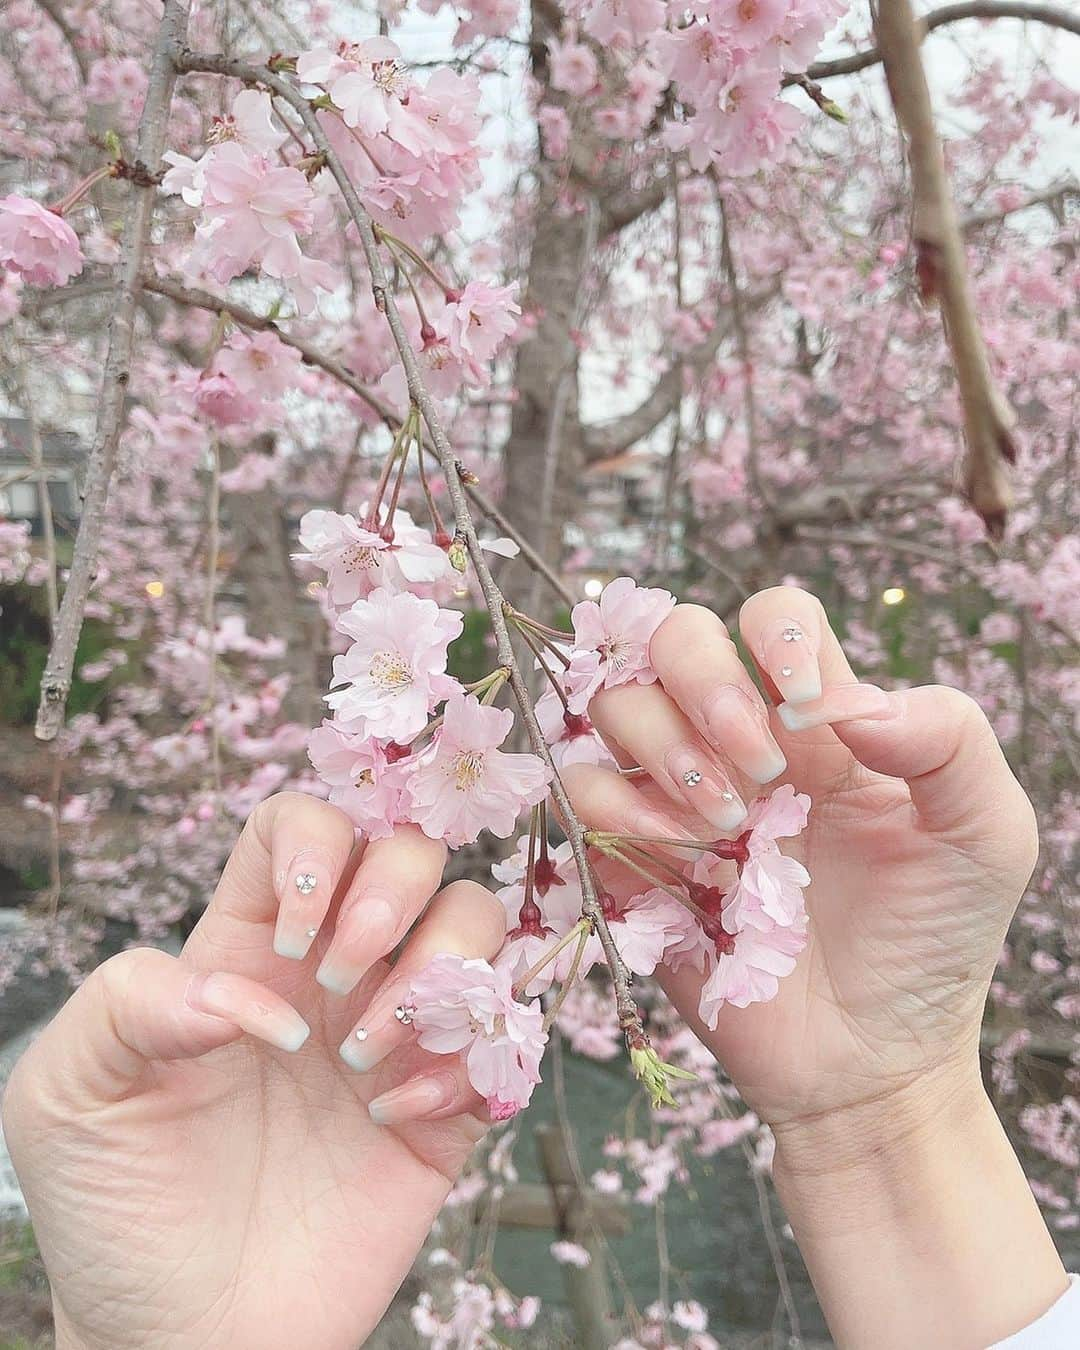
[300, 529, 813, 1115]
[301, 506, 551, 847]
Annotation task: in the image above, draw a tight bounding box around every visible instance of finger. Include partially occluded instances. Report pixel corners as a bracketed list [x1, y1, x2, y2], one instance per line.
[777, 681, 1039, 840]
[560, 761, 696, 851]
[189, 791, 356, 966]
[589, 681, 749, 832]
[738, 586, 857, 708]
[7, 949, 309, 1107]
[315, 825, 448, 996]
[650, 604, 788, 784]
[339, 879, 505, 1072]
[367, 1059, 483, 1127]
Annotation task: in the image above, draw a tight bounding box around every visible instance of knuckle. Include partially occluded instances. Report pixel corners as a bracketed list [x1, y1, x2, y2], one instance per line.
[652, 603, 727, 654]
[436, 879, 507, 953]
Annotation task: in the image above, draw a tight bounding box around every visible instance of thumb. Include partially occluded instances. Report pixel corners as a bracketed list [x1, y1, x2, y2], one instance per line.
[7, 948, 310, 1107]
[780, 683, 1037, 842]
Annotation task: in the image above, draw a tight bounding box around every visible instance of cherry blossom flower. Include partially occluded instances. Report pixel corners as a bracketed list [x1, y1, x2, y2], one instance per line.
[550, 1240, 591, 1267]
[442, 281, 521, 363]
[697, 917, 808, 1023]
[548, 38, 599, 97]
[192, 371, 259, 428]
[405, 693, 551, 847]
[566, 576, 675, 711]
[327, 588, 462, 742]
[307, 720, 413, 839]
[493, 836, 584, 995]
[535, 680, 617, 769]
[407, 952, 548, 1118]
[722, 784, 812, 931]
[584, 0, 666, 46]
[0, 195, 83, 287]
[584, 888, 689, 977]
[296, 507, 450, 606]
[188, 143, 335, 312]
[213, 330, 302, 400]
[299, 39, 439, 155]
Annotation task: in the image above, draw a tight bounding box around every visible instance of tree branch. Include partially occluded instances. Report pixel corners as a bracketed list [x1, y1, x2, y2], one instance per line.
[34, 0, 189, 742]
[141, 274, 574, 609]
[173, 50, 646, 1042]
[793, 2, 1080, 84]
[874, 0, 1017, 538]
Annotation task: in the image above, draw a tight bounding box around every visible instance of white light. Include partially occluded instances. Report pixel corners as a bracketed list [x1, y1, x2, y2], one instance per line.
[584, 577, 604, 599]
[882, 586, 906, 606]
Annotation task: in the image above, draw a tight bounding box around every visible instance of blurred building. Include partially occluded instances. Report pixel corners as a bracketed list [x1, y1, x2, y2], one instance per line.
[0, 418, 83, 538]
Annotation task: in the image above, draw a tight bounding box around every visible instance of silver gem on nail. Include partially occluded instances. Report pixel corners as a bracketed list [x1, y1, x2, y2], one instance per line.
[294, 872, 317, 895]
[682, 769, 703, 787]
[306, 927, 318, 939]
[354, 1027, 369, 1043]
[780, 665, 793, 678]
[721, 790, 734, 802]
[781, 625, 804, 642]
[393, 1003, 415, 1026]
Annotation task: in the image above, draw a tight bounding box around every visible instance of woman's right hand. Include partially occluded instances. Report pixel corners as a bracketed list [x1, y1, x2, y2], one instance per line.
[565, 586, 1068, 1349]
[3, 793, 505, 1350]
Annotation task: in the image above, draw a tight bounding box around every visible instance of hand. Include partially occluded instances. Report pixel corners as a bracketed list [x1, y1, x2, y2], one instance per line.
[564, 586, 1066, 1348]
[565, 584, 1036, 1129]
[2, 794, 505, 1350]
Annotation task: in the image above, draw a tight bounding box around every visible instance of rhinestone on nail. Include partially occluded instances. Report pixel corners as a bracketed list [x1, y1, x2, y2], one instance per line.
[294, 872, 317, 895]
[721, 790, 734, 802]
[306, 927, 318, 939]
[682, 768, 703, 787]
[780, 665, 793, 678]
[393, 1004, 415, 1026]
[781, 625, 804, 642]
[354, 1027, 369, 1043]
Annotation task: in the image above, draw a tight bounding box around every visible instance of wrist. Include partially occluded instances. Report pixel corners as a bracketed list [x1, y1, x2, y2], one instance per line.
[771, 1058, 1068, 1350]
[771, 1053, 986, 1191]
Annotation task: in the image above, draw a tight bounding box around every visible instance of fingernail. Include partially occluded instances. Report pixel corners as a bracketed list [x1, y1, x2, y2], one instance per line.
[702, 686, 787, 784]
[778, 684, 895, 732]
[185, 972, 310, 1053]
[762, 619, 821, 705]
[635, 811, 697, 843]
[368, 1072, 457, 1125]
[339, 982, 412, 1071]
[273, 857, 331, 961]
[316, 896, 399, 996]
[665, 745, 747, 831]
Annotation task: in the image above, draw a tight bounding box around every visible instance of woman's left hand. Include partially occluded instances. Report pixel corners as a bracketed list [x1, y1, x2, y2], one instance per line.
[3, 792, 505, 1350]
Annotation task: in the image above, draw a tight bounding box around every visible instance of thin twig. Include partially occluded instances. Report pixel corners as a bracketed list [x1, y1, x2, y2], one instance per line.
[173, 48, 647, 1046]
[140, 274, 574, 609]
[34, 0, 190, 740]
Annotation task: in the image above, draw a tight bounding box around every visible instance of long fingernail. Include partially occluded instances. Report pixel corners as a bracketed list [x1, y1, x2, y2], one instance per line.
[316, 896, 399, 996]
[368, 1072, 457, 1125]
[761, 619, 821, 705]
[273, 857, 331, 960]
[635, 811, 697, 843]
[702, 686, 787, 784]
[340, 981, 412, 1071]
[185, 972, 310, 1053]
[778, 684, 895, 732]
[665, 745, 747, 831]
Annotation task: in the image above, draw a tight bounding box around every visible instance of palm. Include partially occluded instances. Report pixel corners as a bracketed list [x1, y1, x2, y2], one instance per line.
[6, 806, 497, 1350]
[51, 1001, 475, 1349]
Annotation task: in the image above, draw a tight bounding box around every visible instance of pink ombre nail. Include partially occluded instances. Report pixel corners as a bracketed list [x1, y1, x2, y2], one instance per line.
[778, 684, 895, 732]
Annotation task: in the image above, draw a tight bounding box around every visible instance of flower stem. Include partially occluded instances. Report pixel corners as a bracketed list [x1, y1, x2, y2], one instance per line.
[512, 918, 591, 998]
[543, 924, 590, 1033]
